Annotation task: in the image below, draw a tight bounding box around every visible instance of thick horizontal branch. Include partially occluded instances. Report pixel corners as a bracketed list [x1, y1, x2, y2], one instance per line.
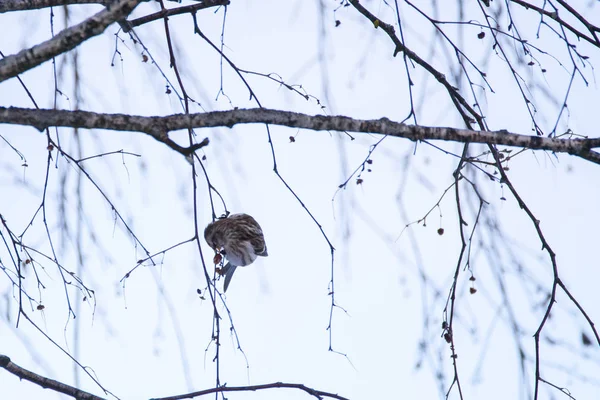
[0, 0, 142, 82]
[0, 0, 107, 13]
[1, 106, 599, 163]
[0, 354, 105, 400]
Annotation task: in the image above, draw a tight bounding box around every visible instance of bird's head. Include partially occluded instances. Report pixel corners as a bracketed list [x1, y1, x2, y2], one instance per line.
[204, 221, 224, 251]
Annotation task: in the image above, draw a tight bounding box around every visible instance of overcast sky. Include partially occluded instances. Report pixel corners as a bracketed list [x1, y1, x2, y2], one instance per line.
[1, 1, 599, 399]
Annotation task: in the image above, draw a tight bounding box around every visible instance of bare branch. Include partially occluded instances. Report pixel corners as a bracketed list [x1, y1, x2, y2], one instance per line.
[0, 354, 106, 400]
[0, 0, 107, 13]
[0, 106, 598, 162]
[149, 382, 349, 400]
[0, 0, 142, 82]
[122, 0, 230, 32]
[509, 0, 600, 47]
[348, 0, 484, 129]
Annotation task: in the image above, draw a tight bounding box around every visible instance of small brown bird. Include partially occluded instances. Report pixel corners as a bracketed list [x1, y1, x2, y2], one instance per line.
[204, 213, 268, 292]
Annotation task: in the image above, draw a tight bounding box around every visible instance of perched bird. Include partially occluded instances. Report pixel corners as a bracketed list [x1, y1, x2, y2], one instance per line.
[204, 213, 268, 292]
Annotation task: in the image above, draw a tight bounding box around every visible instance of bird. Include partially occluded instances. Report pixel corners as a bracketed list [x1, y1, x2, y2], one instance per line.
[204, 213, 268, 292]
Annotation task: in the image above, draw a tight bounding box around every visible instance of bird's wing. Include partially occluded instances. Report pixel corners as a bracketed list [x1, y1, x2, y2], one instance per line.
[251, 236, 268, 256]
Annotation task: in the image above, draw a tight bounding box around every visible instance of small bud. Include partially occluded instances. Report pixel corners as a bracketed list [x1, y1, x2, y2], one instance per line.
[444, 332, 452, 343]
[582, 332, 592, 346]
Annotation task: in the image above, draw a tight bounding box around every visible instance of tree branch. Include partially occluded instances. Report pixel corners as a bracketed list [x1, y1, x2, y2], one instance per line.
[149, 382, 349, 400]
[509, 0, 600, 47]
[122, 0, 230, 32]
[0, 354, 106, 400]
[0, 0, 142, 82]
[348, 0, 484, 128]
[0, 0, 107, 13]
[1, 106, 599, 163]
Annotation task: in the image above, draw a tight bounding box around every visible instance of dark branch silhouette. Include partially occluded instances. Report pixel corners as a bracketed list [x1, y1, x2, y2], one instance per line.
[150, 382, 350, 400]
[0, 354, 106, 400]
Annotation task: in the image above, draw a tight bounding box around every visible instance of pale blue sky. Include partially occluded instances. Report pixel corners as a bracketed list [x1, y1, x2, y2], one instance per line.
[1, 1, 599, 399]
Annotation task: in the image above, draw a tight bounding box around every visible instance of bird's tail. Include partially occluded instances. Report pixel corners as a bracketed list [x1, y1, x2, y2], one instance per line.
[222, 262, 238, 292]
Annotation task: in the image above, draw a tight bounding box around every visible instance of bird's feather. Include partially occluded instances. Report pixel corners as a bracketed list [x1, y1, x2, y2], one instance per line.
[223, 263, 238, 292]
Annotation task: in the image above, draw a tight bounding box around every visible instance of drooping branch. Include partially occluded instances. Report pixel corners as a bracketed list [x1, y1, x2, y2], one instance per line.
[1, 106, 599, 163]
[0, 0, 142, 82]
[509, 0, 600, 47]
[348, 0, 484, 129]
[0, 354, 105, 400]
